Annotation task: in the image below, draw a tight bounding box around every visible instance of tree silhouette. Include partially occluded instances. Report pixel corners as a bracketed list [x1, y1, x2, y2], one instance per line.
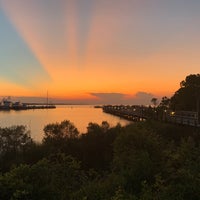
[159, 96, 170, 108]
[0, 125, 32, 156]
[43, 120, 79, 143]
[170, 74, 200, 111]
[151, 98, 158, 107]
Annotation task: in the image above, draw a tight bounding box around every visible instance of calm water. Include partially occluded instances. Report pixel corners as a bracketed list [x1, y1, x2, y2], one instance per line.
[0, 105, 130, 142]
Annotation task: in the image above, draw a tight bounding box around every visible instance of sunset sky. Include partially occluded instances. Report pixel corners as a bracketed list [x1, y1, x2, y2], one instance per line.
[0, 0, 200, 104]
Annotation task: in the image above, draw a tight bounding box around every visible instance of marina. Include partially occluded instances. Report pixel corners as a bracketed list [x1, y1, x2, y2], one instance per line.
[0, 98, 56, 111]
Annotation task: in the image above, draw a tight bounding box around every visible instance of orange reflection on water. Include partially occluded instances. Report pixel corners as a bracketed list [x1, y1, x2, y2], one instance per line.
[0, 105, 130, 142]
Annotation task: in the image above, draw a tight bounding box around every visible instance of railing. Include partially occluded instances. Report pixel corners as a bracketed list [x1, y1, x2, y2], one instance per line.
[103, 105, 200, 127]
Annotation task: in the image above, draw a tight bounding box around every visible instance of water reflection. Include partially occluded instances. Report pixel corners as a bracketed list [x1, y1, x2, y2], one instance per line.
[0, 105, 130, 142]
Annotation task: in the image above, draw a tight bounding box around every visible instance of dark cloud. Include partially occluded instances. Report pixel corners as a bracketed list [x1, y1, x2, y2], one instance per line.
[132, 92, 154, 105]
[90, 92, 155, 105]
[90, 93, 125, 104]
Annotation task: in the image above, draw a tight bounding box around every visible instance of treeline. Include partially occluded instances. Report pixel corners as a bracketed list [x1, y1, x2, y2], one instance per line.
[0, 120, 200, 199]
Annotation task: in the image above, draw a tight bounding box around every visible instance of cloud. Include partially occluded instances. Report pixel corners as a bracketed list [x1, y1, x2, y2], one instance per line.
[2, 91, 155, 105]
[132, 92, 154, 105]
[90, 93, 125, 104]
[90, 92, 155, 105]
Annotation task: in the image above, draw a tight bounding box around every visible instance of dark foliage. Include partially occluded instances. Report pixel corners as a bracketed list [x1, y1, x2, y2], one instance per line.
[170, 74, 200, 111]
[0, 125, 33, 172]
[0, 120, 200, 200]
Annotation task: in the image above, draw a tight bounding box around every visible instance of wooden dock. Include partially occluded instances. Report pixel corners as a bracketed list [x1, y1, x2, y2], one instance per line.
[103, 105, 147, 121]
[102, 105, 200, 127]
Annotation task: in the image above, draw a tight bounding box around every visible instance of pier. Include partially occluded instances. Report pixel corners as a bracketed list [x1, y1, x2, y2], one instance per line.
[103, 105, 148, 122]
[103, 105, 200, 127]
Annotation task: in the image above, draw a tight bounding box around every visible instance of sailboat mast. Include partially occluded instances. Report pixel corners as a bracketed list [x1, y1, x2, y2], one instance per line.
[47, 90, 48, 105]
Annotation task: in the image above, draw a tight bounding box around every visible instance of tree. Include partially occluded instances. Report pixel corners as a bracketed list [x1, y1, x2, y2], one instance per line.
[86, 122, 102, 134]
[79, 121, 116, 170]
[101, 121, 110, 133]
[43, 120, 79, 143]
[0, 125, 32, 156]
[159, 96, 170, 109]
[0, 154, 86, 200]
[112, 124, 163, 195]
[87, 121, 110, 134]
[151, 98, 158, 107]
[0, 125, 33, 172]
[170, 74, 200, 111]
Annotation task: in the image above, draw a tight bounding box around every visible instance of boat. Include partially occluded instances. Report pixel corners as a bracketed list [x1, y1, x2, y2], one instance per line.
[94, 105, 102, 108]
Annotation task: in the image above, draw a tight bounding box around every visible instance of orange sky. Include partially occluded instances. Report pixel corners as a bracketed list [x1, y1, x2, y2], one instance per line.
[0, 0, 200, 104]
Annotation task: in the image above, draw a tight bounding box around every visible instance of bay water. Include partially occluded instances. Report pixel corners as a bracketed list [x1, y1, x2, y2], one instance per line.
[0, 105, 130, 142]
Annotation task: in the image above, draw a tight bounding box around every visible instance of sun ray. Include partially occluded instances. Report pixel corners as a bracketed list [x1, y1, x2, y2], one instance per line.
[1, 0, 69, 79]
